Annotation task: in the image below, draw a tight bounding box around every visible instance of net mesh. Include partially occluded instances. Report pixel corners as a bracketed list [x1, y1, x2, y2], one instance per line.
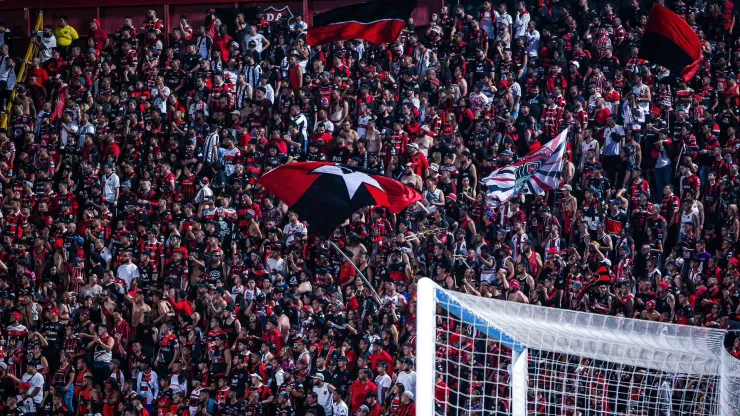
[418, 280, 740, 416]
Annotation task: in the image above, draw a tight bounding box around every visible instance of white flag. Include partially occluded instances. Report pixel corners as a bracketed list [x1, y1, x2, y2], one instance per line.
[483, 128, 568, 203]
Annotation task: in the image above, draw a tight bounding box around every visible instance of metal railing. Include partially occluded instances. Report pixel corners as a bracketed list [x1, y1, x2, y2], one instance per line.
[0, 10, 44, 129]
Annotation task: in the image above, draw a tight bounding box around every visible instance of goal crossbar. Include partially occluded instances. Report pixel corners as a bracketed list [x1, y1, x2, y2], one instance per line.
[416, 278, 740, 416]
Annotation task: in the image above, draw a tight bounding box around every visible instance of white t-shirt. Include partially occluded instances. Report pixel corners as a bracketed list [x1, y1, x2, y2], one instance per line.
[102, 173, 120, 203]
[37, 33, 57, 62]
[283, 222, 307, 245]
[514, 11, 530, 39]
[60, 121, 78, 146]
[266, 256, 286, 276]
[604, 125, 625, 156]
[495, 11, 513, 42]
[396, 370, 416, 395]
[375, 373, 393, 402]
[22, 372, 45, 403]
[332, 400, 349, 416]
[525, 30, 540, 57]
[244, 33, 266, 54]
[116, 263, 140, 289]
[313, 383, 333, 416]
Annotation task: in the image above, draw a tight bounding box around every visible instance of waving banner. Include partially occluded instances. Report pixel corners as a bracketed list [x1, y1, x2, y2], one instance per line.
[483, 128, 568, 203]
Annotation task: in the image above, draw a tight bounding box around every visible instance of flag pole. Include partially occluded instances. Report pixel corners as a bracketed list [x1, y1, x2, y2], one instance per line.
[328, 240, 382, 304]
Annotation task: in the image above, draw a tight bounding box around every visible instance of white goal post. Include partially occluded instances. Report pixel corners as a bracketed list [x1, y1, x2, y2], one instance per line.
[416, 278, 740, 416]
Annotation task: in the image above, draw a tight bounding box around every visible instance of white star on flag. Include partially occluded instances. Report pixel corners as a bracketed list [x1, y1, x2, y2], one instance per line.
[311, 165, 383, 198]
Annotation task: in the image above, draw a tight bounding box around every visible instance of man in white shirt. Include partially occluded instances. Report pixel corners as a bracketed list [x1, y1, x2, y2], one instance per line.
[102, 162, 120, 205]
[242, 25, 270, 58]
[33, 25, 57, 62]
[283, 212, 307, 245]
[20, 362, 45, 407]
[60, 111, 78, 146]
[203, 129, 221, 165]
[514, 2, 530, 39]
[291, 105, 308, 140]
[495, 4, 513, 43]
[0, 22, 11, 50]
[266, 248, 286, 276]
[396, 358, 416, 395]
[116, 252, 140, 289]
[194, 26, 212, 60]
[604, 115, 625, 159]
[311, 374, 334, 416]
[525, 22, 540, 58]
[375, 362, 393, 402]
[331, 390, 349, 416]
[77, 112, 96, 145]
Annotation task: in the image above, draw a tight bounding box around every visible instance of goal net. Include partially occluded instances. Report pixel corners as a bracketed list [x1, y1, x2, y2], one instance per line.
[416, 278, 740, 416]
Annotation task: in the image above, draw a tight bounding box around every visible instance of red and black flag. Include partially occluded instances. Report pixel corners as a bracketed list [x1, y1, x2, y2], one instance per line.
[638, 4, 701, 82]
[257, 162, 422, 236]
[306, 0, 417, 46]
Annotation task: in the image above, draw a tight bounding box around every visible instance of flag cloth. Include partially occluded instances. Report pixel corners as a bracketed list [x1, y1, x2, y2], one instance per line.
[257, 162, 422, 236]
[306, 0, 417, 46]
[483, 128, 569, 203]
[637, 4, 701, 82]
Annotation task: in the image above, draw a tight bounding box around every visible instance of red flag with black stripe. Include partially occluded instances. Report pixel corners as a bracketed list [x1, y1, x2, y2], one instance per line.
[257, 162, 422, 237]
[307, 0, 417, 46]
[638, 4, 701, 82]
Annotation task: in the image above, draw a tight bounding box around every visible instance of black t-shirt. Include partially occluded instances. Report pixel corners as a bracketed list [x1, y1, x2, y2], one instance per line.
[330, 368, 352, 391]
[222, 400, 246, 416]
[276, 405, 296, 416]
[301, 403, 326, 416]
[0, 375, 16, 403]
[230, 367, 250, 397]
[41, 320, 66, 353]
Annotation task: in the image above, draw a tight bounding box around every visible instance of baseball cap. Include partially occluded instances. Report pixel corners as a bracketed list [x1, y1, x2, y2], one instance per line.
[311, 373, 325, 381]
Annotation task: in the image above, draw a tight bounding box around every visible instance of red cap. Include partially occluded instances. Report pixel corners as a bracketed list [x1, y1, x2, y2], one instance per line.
[730, 258, 740, 267]
[19, 382, 31, 390]
[509, 279, 520, 290]
[658, 281, 670, 289]
[547, 248, 559, 254]
[694, 94, 702, 101]
[11, 311, 21, 321]
[92, 19, 101, 27]
[48, 308, 60, 315]
[651, 107, 662, 116]
[646, 300, 656, 309]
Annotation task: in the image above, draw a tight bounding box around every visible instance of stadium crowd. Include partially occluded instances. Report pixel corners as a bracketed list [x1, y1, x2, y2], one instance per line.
[0, 0, 739, 415]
